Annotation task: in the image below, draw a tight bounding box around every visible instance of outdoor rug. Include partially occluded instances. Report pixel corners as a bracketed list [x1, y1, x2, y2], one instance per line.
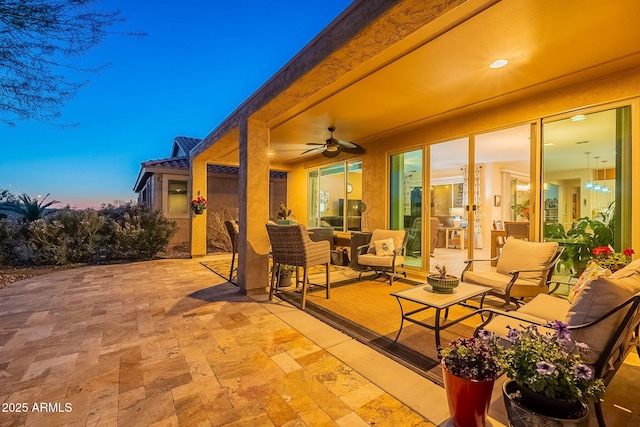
[277, 275, 480, 386]
[201, 256, 347, 286]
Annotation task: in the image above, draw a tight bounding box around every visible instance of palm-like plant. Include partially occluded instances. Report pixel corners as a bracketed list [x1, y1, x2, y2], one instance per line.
[17, 193, 60, 222]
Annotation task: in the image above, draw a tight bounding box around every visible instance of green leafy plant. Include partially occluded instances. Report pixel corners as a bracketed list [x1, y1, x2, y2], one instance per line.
[440, 336, 500, 381]
[546, 216, 614, 274]
[511, 199, 530, 220]
[493, 322, 605, 403]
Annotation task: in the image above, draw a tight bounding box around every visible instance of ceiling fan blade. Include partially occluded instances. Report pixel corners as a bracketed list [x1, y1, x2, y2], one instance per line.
[301, 147, 323, 155]
[337, 139, 358, 149]
[322, 147, 341, 158]
[340, 143, 365, 154]
[305, 142, 326, 146]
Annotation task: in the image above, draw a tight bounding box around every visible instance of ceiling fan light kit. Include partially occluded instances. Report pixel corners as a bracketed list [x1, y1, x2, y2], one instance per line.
[302, 127, 365, 158]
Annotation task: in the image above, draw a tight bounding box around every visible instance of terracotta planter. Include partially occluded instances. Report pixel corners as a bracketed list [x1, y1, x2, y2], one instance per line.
[502, 380, 589, 427]
[442, 364, 494, 427]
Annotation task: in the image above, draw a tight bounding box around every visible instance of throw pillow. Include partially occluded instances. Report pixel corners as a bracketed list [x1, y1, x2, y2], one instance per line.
[567, 261, 611, 303]
[373, 238, 395, 256]
[566, 271, 640, 365]
[496, 238, 558, 280]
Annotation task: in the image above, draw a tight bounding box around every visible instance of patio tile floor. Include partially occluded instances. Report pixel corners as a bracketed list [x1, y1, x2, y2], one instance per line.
[0, 256, 449, 427]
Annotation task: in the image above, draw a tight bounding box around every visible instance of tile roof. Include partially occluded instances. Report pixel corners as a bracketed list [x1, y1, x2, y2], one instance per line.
[141, 157, 284, 176]
[171, 136, 202, 157]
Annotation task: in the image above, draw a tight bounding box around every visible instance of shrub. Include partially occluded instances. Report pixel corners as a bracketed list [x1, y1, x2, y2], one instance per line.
[1, 204, 177, 266]
[27, 208, 111, 265]
[0, 219, 32, 266]
[207, 208, 239, 253]
[103, 204, 177, 260]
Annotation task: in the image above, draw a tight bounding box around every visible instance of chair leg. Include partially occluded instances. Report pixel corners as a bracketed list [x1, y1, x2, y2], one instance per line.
[594, 400, 606, 427]
[325, 263, 330, 299]
[229, 252, 236, 282]
[268, 263, 278, 301]
[301, 268, 309, 310]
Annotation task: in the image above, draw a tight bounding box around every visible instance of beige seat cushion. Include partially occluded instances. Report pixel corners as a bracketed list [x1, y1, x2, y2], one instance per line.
[565, 262, 640, 365]
[496, 238, 558, 280]
[482, 294, 568, 337]
[462, 270, 548, 298]
[358, 253, 405, 268]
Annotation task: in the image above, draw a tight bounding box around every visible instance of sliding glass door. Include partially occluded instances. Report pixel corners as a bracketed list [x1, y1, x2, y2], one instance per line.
[390, 150, 423, 268]
[542, 106, 632, 273]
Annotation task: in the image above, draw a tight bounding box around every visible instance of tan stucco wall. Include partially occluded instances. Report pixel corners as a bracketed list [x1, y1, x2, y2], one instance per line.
[159, 172, 287, 248]
[284, 64, 640, 256]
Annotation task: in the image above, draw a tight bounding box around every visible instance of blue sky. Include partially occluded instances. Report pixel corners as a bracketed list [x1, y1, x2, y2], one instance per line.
[0, 0, 352, 208]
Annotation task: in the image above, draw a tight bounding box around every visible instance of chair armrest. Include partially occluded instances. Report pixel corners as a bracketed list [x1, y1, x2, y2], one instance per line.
[472, 307, 549, 336]
[356, 244, 369, 255]
[548, 280, 574, 294]
[464, 257, 500, 265]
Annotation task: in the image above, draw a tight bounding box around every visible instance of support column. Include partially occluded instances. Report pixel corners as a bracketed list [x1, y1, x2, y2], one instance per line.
[238, 117, 271, 295]
[190, 157, 208, 257]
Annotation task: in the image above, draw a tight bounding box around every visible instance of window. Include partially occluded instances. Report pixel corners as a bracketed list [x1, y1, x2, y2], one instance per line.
[308, 160, 362, 232]
[164, 177, 188, 217]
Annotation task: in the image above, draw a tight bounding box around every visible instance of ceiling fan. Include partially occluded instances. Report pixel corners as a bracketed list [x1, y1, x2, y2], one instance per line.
[301, 127, 365, 158]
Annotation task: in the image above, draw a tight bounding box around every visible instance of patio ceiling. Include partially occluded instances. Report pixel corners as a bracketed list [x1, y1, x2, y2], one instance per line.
[267, 0, 640, 170]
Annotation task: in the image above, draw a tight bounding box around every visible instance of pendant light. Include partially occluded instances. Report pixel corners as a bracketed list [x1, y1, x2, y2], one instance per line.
[584, 152, 593, 189]
[601, 160, 609, 192]
[593, 156, 601, 191]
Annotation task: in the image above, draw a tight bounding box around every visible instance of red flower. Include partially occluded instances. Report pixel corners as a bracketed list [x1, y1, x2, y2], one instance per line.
[592, 246, 612, 257]
[624, 248, 635, 257]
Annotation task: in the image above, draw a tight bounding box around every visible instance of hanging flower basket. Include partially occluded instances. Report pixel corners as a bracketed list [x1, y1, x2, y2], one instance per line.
[191, 195, 207, 215]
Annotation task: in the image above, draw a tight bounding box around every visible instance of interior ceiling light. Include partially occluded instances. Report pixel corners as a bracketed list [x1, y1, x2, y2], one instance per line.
[584, 152, 593, 189]
[601, 160, 610, 192]
[593, 156, 601, 191]
[489, 59, 508, 69]
[571, 114, 586, 121]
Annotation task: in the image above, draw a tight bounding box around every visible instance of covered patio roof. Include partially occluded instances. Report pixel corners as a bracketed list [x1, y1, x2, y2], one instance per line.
[192, 0, 640, 168]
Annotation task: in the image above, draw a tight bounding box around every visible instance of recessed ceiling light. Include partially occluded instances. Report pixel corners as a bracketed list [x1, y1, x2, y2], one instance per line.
[571, 114, 586, 121]
[268, 151, 275, 156]
[489, 59, 508, 69]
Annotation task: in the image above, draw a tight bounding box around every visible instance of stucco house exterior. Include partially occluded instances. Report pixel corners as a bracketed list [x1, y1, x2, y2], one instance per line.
[134, 136, 287, 247]
[180, 0, 639, 297]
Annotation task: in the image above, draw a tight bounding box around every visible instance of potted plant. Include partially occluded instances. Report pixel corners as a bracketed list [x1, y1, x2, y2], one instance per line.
[511, 199, 530, 221]
[271, 264, 296, 287]
[495, 321, 605, 425]
[546, 216, 614, 275]
[440, 334, 500, 427]
[427, 263, 459, 293]
[191, 194, 207, 215]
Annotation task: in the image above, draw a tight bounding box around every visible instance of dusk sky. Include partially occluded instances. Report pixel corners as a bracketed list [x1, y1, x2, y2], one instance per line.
[0, 0, 352, 209]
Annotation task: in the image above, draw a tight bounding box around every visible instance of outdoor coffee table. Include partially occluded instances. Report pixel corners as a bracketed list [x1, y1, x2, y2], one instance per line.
[391, 282, 490, 352]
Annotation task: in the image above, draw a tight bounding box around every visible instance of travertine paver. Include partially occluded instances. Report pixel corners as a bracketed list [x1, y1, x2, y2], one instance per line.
[0, 257, 434, 426]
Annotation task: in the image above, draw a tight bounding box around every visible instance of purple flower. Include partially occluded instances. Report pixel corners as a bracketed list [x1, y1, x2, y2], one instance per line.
[536, 361, 556, 375]
[575, 342, 589, 353]
[506, 328, 520, 342]
[477, 329, 493, 340]
[550, 320, 572, 344]
[574, 364, 593, 380]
